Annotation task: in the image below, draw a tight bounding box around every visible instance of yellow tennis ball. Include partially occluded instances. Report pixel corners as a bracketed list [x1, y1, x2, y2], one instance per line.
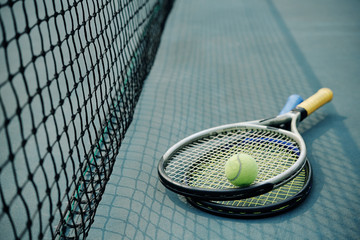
[225, 153, 258, 187]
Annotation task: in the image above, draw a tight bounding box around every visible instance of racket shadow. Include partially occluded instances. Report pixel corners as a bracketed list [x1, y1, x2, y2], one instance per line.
[295, 112, 360, 209]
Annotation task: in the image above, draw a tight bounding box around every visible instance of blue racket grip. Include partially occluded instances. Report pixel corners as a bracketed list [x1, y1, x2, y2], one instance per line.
[279, 94, 303, 115]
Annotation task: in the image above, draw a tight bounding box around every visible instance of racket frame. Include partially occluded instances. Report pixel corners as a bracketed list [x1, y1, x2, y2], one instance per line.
[158, 110, 307, 200]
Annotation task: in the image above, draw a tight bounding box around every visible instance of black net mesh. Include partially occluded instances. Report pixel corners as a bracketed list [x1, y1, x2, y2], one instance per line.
[0, 0, 173, 239]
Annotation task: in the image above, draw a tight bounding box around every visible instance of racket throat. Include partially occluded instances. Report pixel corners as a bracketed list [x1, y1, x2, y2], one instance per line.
[258, 113, 292, 128]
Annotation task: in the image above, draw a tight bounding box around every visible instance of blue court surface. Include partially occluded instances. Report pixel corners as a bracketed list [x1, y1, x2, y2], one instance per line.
[88, 1, 360, 239]
[1, 0, 359, 239]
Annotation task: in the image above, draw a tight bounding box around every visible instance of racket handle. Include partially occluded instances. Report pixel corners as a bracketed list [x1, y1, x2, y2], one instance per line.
[296, 88, 333, 117]
[279, 94, 303, 115]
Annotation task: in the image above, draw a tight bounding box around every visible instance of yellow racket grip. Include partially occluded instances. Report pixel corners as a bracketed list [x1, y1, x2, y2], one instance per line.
[296, 88, 333, 116]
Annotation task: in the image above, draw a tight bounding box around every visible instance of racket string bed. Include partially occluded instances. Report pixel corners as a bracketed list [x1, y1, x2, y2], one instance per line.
[215, 168, 306, 207]
[164, 127, 301, 190]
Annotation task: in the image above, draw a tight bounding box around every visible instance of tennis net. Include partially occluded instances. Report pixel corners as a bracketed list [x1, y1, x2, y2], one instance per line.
[0, 0, 174, 239]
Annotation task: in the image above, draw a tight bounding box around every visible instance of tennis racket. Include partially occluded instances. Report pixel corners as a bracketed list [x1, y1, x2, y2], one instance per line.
[158, 88, 332, 200]
[186, 95, 313, 218]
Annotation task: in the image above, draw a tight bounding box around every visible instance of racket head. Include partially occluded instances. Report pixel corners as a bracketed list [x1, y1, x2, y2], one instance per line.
[186, 159, 312, 218]
[158, 122, 306, 200]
